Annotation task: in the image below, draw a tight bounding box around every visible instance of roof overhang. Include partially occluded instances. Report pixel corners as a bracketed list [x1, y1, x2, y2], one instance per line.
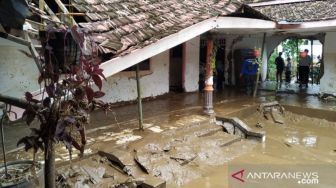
[100, 17, 276, 77]
[277, 19, 336, 33]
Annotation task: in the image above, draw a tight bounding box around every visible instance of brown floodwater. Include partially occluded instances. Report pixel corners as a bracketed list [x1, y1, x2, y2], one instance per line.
[180, 106, 336, 188]
[2, 88, 336, 187]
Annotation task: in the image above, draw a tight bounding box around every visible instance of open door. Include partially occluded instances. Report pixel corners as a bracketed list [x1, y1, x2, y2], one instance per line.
[169, 44, 184, 92]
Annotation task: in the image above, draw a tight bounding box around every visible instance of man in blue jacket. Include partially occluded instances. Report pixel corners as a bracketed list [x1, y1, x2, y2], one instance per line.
[240, 56, 258, 95]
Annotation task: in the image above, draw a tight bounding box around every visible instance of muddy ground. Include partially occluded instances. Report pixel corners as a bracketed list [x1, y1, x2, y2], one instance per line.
[1, 89, 336, 187]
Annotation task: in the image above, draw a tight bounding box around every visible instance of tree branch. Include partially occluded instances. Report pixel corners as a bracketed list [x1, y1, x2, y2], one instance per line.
[0, 94, 40, 109]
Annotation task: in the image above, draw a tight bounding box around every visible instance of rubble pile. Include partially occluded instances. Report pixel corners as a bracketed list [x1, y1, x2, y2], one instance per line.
[56, 120, 257, 187]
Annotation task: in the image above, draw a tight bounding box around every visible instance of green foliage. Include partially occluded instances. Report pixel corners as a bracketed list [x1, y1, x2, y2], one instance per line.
[267, 39, 304, 80]
[268, 51, 278, 81]
[282, 39, 304, 62]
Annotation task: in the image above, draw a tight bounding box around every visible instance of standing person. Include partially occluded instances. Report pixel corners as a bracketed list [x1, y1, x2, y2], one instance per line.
[240, 55, 258, 95]
[275, 52, 285, 83]
[285, 57, 292, 85]
[298, 49, 312, 88]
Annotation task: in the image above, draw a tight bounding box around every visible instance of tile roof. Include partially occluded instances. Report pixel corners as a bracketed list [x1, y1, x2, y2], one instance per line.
[251, 0, 336, 23]
[70, 0, 245, 57]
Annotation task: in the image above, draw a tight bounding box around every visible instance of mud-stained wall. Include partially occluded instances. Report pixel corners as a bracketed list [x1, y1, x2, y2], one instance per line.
[101, 51, 169, 103]
[320, 32, 336, 94]
[184, 36, 200, 92]
[0, 38, 40, 98]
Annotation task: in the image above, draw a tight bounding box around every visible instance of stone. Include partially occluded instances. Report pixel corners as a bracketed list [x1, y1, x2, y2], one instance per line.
[255, 122, 264, 128]
[141, 176, 166, 188]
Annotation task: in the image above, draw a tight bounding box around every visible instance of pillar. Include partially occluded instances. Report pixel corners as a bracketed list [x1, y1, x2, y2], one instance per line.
[204, 39, 214, 115]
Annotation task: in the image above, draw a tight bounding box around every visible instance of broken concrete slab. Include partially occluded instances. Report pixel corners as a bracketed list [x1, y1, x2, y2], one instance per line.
[271, 108, 284, 124]
[169, 146, 197, 165]
[216, 117, 266, 142]
[194, 126, 223, 137]
[220, 122, 234, 134]
[141, 176, 166, 188]
[81, 166, 105, 184]
[98, 148, 135, 168]
[216, 136, 241, 147]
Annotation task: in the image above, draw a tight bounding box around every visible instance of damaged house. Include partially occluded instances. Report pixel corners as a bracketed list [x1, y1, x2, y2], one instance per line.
[1, 0, 336, 112]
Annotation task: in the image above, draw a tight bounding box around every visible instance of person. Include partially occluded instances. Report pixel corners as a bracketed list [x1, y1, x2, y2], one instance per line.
[275, 52, 285, 83]
[285, 57, 292, 84]
[240, 55, 258, 95]
[298, 49, 312, 88]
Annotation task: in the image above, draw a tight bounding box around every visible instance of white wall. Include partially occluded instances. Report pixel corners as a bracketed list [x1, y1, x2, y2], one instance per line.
[184, 36, 200, 92]
[101, 50, 170, 103]
[320, 32, 336, 94]
[0, 38, 40, 97]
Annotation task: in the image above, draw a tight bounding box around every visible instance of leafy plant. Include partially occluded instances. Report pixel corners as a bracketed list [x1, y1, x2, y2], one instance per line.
[1, 26, 113, 188]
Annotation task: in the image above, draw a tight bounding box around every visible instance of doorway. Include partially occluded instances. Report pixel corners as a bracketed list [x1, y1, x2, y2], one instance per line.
[169, 44, 184, 92]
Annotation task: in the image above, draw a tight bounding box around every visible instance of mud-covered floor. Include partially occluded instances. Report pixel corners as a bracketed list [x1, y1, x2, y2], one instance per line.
[1, 84, 336, 187]
[182, 107, 336, 188]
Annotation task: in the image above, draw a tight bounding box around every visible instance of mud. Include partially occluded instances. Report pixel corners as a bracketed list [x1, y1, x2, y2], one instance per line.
[2, 90, 336, 187]
[182, 105, 336, 188]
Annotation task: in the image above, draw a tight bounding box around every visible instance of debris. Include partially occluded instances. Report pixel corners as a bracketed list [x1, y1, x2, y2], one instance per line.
[216, 136, 241, 147]
[142, 176, 166, 188]
[319, 93, 336, 101]
[194, 126, 223, 137]
[270, 108, 284, 124]
[221, 122, 234, 134]
[162, 144, 171, 152]
[217, 117, 266, 142]
[81, 166, 105, 184]
[259, 101, 285, 124]
[98, 148, 135, 169]
[255, 123, 264, 128]
[284, 142, 292, 148]
[169, 146, 197, 165]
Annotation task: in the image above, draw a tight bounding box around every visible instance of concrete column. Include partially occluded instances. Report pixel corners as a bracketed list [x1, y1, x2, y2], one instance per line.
[261, 43, 268, 81]
[320, 32, 336, 94]
[204, 39, 214, 115]
[184, 36, 200, 92]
